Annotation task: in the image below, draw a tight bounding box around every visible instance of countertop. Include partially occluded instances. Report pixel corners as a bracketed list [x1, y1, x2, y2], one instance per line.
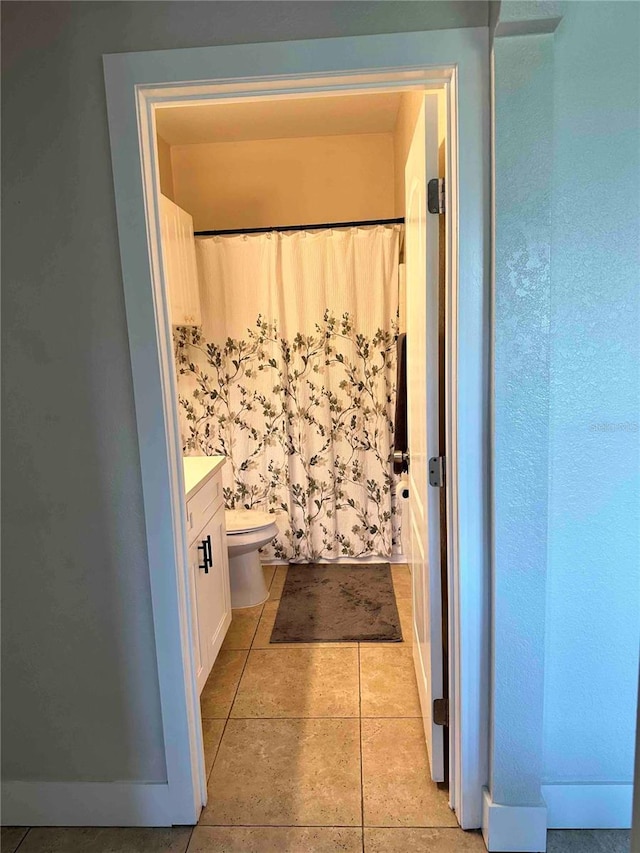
[183, 455, 225, 501]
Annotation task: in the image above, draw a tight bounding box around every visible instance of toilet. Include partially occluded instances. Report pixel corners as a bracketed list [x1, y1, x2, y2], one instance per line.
[225, 509, 279, 608]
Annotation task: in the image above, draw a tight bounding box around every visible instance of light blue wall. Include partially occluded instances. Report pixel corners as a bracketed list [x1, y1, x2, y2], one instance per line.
[543, 0, 640, 784]
[491, 0, 639, 823]
[492, 29, 553, 806]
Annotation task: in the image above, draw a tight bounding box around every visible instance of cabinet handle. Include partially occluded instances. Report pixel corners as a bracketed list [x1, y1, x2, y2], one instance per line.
[198, 535, 212, 573]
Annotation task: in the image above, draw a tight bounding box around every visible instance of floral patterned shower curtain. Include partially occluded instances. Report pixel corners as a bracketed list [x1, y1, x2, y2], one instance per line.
[174, 224, 402, 562]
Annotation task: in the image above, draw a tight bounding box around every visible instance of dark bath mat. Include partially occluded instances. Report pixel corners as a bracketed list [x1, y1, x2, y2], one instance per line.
[270, 563, 402, 643]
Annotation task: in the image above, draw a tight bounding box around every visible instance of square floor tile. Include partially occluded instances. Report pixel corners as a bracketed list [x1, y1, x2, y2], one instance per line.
[189, 826, 362, 852]
[365, 827, 483, 852]
[253, 601, 358, 649]
[201, 718, 362, 826]
[391, 564, 412, 599]
[362, 718, 456, 827]
[200, 650, 248, 719]
[202, 718, 226, 778]
[360, 645, 421, 717]
[221, 605, 264, 651]
[231, 647, 359, 718]
[16, 827, 192, 853]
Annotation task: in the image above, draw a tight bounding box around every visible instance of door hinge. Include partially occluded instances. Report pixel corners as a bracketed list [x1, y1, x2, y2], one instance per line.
[427, 178, 445, 214]
[428, 456, 445, 488]
[433, 697, 449, 726]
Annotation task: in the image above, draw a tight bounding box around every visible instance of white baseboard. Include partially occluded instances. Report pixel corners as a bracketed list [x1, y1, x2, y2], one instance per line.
[482, 788, 547, 852]
[1, 781, 171, 827]
[542, 783, 632, 829]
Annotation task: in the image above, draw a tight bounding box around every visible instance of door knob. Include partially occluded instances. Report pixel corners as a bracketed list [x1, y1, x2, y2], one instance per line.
[393, 449, 410, 474]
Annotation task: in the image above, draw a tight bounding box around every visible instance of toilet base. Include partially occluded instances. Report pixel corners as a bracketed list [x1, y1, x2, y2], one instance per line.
[229, 550, 269, 608]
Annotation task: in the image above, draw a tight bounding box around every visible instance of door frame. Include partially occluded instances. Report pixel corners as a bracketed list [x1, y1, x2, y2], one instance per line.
[103, 27, 489, 828]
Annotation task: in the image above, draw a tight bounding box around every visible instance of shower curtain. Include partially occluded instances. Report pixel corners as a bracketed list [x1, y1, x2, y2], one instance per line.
[174, 224, 402, 562]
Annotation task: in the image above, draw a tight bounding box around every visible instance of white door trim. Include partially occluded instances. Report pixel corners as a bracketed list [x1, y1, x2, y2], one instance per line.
[102, 27, 489, 828]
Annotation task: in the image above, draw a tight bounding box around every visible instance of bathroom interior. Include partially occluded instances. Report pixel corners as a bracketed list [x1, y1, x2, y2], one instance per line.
[154, 87, 460, 839]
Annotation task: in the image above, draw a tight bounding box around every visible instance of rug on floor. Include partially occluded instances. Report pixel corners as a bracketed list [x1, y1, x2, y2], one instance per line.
[270, 563, 402, 643]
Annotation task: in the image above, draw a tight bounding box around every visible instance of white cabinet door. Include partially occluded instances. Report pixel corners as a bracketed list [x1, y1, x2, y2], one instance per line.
[204, 507, 232, 666]
[186, 466, 232, 693]
[190, 533, 212, 694]
[191, 506, 231, 693]
[159, 193, 201, 326]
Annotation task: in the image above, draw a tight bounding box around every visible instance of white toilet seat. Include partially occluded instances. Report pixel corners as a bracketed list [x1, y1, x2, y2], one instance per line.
[225, 508, 275, 535]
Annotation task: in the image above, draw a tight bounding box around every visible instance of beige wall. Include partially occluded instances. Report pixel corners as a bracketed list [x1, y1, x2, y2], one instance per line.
[157, 134, 175, 200]
[393, 91, 424, 216]
[392, 90, 446, 216]
[171, 133, 395, 230]
[167, 91, 444, 227]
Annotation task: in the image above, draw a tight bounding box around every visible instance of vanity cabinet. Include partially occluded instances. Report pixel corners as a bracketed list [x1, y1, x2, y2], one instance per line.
[184, 458, 231, 694]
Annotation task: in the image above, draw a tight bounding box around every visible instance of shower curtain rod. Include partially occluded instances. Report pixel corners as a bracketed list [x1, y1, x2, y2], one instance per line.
[194, 217, 405, 237]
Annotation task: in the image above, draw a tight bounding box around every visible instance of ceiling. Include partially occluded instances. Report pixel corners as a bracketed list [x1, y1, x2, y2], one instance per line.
[155, 91, 404, 145]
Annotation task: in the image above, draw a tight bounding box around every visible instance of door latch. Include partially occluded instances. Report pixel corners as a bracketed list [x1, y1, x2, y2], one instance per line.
[433, 697, 449, 726]
[428, 456, 445, 488]
[427, 178, 445, 214]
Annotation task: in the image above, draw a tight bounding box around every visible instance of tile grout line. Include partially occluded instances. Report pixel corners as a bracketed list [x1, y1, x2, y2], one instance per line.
[11, 828, 30, 853]
[184, 826, 195, 853]
[205, 719, 227, 784]
[246, 599, 266, 648]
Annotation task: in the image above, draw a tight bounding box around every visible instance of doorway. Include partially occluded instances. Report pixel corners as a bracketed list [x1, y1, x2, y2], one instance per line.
[103, 29, 489, 829]
[156, 86, 449, 826]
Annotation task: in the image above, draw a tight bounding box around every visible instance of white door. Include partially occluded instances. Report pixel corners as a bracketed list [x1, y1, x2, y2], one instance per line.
[405, 94, 445, 781]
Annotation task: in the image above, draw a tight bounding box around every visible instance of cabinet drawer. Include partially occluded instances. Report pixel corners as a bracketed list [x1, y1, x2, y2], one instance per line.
[187, 473, 224, 541]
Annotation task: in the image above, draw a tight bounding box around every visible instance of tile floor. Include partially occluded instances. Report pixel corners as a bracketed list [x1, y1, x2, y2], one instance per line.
[196, 563, 468, 849]
[1, 564, 632, 853]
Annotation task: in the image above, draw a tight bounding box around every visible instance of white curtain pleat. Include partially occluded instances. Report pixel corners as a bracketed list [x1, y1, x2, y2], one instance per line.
[175, 225, 402, 561]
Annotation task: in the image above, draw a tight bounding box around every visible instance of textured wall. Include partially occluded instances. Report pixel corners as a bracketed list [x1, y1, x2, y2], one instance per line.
[491, 0, 640, 817]
[1, 0, 487, 785]
[543, 0, 640, 785]
[491, 29, 553, 807]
